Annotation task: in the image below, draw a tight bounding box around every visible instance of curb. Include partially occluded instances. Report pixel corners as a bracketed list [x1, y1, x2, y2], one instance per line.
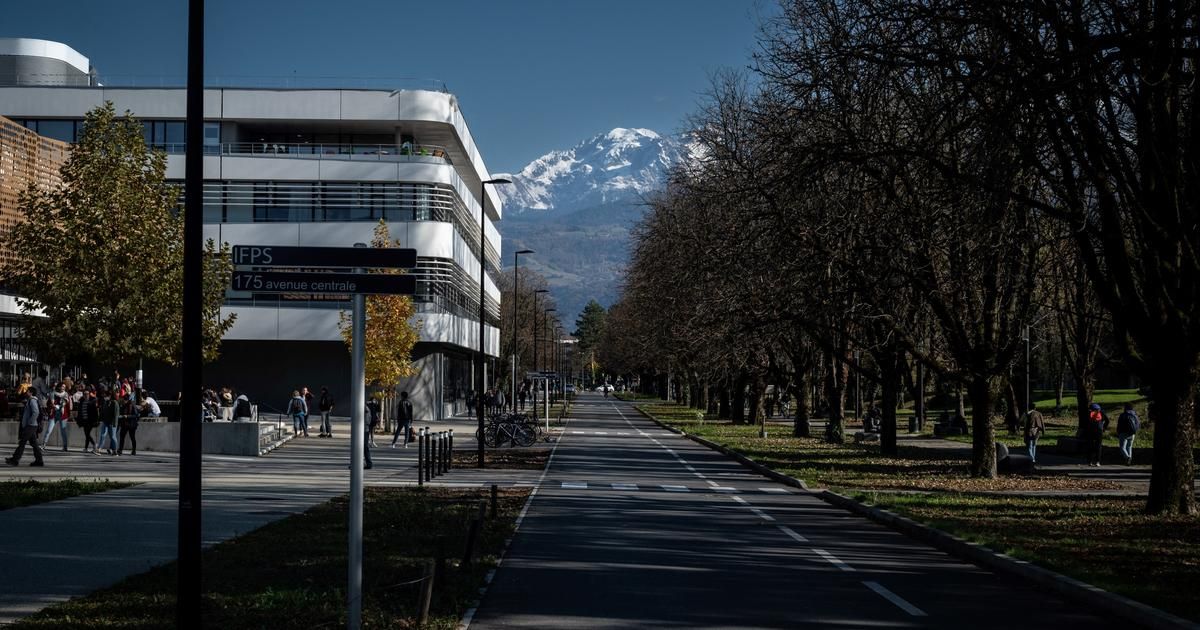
[632, 403, 1198, 630]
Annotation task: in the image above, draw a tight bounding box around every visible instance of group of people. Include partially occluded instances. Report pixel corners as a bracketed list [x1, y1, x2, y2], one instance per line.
[284, 386, 337, 438]
[6, 369, 162, 467]
[202, 387, 253, 422]
[466, 387, 506, 416]
[1024, 402, 1140, 466]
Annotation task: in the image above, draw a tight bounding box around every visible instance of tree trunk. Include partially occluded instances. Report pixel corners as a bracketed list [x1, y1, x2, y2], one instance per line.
[879, 347, 901, 456]
[1145, 370, 1198, 515]
[793, 372, 811, 438]
[731, 373, 747, 425]
[718, 384, 731, 419]
[824, 350, 846, 444]
[956, 385, 966, 419]
[1074, 375, 1095, 437]
[968, 376, 998, 478]
[1055, 363, 1065, 415]
[1004, 379, 1020, 435]
[748, 371, 766, 437]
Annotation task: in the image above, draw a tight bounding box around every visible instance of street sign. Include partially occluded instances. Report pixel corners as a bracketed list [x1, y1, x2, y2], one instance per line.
[231, 271, 416, 295]
[232, 245, 417, 269]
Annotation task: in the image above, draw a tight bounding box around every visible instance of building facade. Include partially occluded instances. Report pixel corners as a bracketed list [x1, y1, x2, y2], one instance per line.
[0, 38, 504, 420]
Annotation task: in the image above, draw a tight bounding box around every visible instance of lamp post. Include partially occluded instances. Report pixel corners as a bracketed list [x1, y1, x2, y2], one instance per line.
[512, 249, 534, 411]
[477, 178, 511, 469]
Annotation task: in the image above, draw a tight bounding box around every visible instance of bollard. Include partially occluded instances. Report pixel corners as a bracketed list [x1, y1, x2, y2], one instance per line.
[461, 500, 487, 567]
[447, 429, 454, 471]
[441, 431, 449, 473]
[439, 432, 446, 476]
[427, 428, 434, 481]
[435, 432, 443, 476]
[417, 428, 425, 486]
[490, 483, 498, 519]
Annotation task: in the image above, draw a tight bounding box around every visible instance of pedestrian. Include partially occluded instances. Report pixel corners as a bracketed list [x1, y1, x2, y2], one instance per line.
[466, 389, 476, 416]
[496, 388, 507, 413]
[318, 386, 334, 438]
[219, 387, 234, 421]
[302, 386, 315, 427]
[1086, 402, 1108, 466]
[287, 389, 309, 437]
[78, 385, 99, 453]
[518, 383, 527, 411]
[366, 396, 380, 447]
[42, 382, 71, 451]
[391, 391, 414, 448]
[1023, 403, 1045, 464]
[363, 408, 373, 470]
[1116, 403, 1140, 465]
[6, 390, 44, 467]
[98, 388, 121, 455]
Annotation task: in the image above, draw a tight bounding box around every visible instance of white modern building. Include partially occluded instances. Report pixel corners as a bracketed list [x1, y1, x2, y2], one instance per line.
[0, 38, 504, 420]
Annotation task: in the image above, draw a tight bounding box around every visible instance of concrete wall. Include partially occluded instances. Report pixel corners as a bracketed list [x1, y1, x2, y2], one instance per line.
[0, 420, 268, 456]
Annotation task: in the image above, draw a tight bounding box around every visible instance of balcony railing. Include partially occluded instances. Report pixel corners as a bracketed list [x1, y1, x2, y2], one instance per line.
[157, 142, 452, 164]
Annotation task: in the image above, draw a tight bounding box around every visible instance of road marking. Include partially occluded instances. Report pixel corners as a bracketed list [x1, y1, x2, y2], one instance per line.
[661, 485, 690, 492]
[863, 581, 927, 617]
[595, 431, 608, 435]
[759, 487, 789, 494]
[617, 432, 629, 435]
[571, 431, 584, 434]
[778, 525, 808, 543]
[612, 483, 638, 491]
[561, 482, 587, 489]
[814, 549, 855, 572]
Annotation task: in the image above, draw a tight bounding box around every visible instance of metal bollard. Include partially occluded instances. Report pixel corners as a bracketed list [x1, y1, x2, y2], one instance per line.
[440, 431, 448, 474]
[434, 432, 441, 477]
[417, 428, 425, 486]
[425, 427, 433, 480]
[447, 429, 454, 471]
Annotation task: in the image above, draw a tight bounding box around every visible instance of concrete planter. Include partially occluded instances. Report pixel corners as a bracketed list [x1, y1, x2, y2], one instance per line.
[0, 420, 282, 456]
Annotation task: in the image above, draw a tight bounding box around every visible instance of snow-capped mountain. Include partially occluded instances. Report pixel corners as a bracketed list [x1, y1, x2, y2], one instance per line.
[497, 128, 688, 215]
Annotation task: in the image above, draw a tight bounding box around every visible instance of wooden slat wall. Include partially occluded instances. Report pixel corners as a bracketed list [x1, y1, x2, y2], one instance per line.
[0, 116, 70, 270]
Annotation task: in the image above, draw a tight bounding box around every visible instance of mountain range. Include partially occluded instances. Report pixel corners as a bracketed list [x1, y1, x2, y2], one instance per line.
[495, 128, 690, 324]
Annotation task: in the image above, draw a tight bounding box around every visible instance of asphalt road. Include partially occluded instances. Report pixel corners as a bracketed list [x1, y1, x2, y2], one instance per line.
[469, 394, 1120, 629]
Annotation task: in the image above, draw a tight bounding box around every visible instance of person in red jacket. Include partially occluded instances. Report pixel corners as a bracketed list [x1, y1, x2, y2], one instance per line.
[1086, 403, 1108, 466]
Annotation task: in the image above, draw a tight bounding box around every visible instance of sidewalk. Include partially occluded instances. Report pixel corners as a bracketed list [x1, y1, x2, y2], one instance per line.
[0, 417, 546, 624]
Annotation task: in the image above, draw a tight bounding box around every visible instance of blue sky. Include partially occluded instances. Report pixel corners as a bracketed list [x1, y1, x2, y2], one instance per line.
[4, 0, 772, 173]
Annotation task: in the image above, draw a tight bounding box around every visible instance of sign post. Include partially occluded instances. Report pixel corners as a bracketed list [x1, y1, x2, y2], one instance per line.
[231, 243, 415, 630]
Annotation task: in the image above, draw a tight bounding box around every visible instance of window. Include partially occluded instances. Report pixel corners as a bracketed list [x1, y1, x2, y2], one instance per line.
[36, 120, 76, 143]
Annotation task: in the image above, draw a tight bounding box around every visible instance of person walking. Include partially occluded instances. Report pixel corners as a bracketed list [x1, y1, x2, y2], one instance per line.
[366, 396, 381, 447]
[466, 389, 476, 416]
[518, 383, 527, 412]
[318, 387, 335, 438]
[1023, 403, 1045, 464]
[391, 391, 414, 448]
[98, 389, 121, 455]
[42, 382, 71, 451]
[287, 389, 309, 437]
[78, 386, 99, 453]
[6, 390, 44, 466]
[1086, 402, 1108, 466]
[1116, 403, 1140, 465]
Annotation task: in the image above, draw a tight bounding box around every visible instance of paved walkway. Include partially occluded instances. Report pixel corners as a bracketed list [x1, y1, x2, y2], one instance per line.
[470, 394, 1120, 629]
[0, 415, 538, 624]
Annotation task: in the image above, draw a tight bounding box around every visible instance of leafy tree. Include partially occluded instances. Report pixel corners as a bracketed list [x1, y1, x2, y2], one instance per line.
[340, 220, 421, 390]
[573, 300, 607, 381]
[2, 102, 235, 365]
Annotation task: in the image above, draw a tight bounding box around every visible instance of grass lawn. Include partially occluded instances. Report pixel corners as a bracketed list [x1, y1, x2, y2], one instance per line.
[0, 478, 132, 511]
[852, 492, 1200, 623]
[11, 486, 530, 629]
[638, 402, 1118, 493]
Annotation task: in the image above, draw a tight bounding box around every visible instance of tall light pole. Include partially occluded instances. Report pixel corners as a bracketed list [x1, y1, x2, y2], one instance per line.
[532, 289, 548, 415]
[512, 249, 534, 410]
[543, 308, 556, 418]
[477, 177, 511, 469]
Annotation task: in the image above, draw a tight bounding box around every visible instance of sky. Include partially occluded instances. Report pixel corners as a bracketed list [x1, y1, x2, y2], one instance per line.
[3, 0, 774, 174]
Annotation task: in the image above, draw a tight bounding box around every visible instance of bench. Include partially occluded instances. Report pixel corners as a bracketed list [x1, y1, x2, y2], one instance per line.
[933, 424, 963, 437]
[853, 431, 880, 444]
[996, 442, 1034, 474]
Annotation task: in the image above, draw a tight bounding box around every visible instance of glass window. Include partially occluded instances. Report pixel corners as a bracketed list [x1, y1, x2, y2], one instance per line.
[203, 122, 220, 155]
[165, 122, 185, 148]
[37, 120, 75, 143]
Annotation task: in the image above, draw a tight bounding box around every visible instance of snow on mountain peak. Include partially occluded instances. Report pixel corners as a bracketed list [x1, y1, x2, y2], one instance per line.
[498, 127, 689, 214]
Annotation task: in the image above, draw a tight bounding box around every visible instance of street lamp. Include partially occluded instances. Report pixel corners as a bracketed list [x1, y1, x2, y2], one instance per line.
[532, 289, 548, 414]
[478, 177, 511, 469]
[543, 308, 556, 420]
[512, 249, 534, 411]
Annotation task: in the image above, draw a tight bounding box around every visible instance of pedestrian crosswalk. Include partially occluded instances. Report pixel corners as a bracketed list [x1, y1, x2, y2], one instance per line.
[555, 481, 795, 495]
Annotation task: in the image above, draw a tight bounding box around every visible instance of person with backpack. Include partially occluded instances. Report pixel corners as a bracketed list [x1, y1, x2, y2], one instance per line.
[391, 391, 414, 448]
[287, 389, 309, 437]
[77, 385, 99, 453]
[365, 396, 381, 447]
[1023, 403, 1045, 464]
[98, 389, 121, 455]
[1116, 403, 1140, 465]
[232, 393, 253, 421]
[318, 387, 335, 438]
[1086, 402, 1108, 466]
[6, 390, 44, 467]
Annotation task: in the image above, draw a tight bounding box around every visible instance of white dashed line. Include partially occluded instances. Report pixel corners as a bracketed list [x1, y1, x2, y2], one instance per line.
[814, 549, 855, 572]
[863, 581, 927, 616]
[571, 431, 584, 435]
[611, 483, 638, 491]
[759, 487, 789, 494]
[595, 431, 608, 435]
[661, 485, 690, 492]
[778, 525, 808, 543]
[561, 482, 587, 489]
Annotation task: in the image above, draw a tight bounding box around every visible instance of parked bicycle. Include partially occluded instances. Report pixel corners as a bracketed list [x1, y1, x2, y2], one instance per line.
[477, 412, 537, 447]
